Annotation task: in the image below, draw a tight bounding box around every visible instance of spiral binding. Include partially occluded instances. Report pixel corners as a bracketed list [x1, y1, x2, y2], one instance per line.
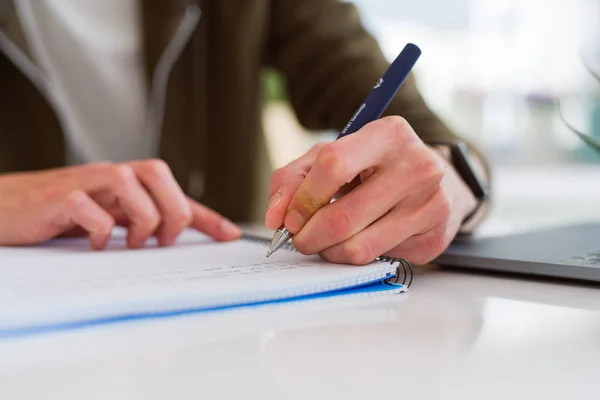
[242, 233, 413, 288]
[376, 256, 413, 288]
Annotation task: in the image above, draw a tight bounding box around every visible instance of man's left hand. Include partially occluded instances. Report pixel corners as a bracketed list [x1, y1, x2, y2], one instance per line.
[264, 116, 477, 265]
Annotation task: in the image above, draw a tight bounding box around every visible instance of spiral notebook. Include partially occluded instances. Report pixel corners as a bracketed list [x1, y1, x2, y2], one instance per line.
[0, 229, 411, 338]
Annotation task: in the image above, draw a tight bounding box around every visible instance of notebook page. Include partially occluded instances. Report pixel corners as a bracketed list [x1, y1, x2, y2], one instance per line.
[0, 230, 398, 332]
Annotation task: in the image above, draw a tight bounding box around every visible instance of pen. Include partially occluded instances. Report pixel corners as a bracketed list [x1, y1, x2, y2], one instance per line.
[267, 43, 422, 257]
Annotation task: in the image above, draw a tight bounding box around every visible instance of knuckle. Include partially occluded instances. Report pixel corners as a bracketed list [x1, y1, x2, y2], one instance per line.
[93, 215, 116, 237]
[140, 213, 161, 234]
[316, 144, 348, 181]
[144, 159, 171, 179]
[111, 164, 136, 186]
[437, 190, 453, 221]
[135, 209, 162, 235]
[421, 230, 449, 260]
[64, 190, 88, 208]
[98, 224, 115, 239]
[341, 240, 375, 265]
[417, 155, 446, 186]
[325, 207, 352, 238]
[429, 158, 446, 183]
[380, 116, 412, 145]
[170, 208, 193, 228]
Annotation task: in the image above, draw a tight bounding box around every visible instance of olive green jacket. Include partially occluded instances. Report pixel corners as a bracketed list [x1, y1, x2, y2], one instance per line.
[0, 0, 463, 222]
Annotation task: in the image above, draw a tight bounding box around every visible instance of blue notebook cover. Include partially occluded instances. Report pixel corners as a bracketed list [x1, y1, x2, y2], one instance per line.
[0, 279, 404, 339]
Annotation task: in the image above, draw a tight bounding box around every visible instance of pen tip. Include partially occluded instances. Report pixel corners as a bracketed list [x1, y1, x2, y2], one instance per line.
[266, 249, 273, 258]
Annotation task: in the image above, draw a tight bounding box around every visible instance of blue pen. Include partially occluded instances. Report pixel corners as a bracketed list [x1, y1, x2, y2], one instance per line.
[267, 43, 421, 257]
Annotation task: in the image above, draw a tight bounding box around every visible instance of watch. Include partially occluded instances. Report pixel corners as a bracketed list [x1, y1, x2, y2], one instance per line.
[427, 140, 489, 225]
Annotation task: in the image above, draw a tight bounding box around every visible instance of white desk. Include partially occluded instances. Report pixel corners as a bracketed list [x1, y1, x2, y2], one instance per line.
[1, 166, 600, 399]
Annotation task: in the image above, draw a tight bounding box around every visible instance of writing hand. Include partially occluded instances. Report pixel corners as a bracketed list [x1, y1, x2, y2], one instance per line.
[265, 116, 477, 265]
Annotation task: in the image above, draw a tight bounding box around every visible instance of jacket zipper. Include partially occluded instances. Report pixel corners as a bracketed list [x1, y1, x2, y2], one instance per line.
[0, 4, 201, 157]
[144, 4, 201, 154]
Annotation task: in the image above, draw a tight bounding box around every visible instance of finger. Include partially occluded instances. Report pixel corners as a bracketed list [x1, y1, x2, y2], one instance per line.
[100, 165, 161, 248]
[265, 175, 303, 230]
[188, 199, 241, 241]
[295, 162, 445, 255]
[384, 199, 463, 265]
[381, 228, 450, 265]
[292, 169, 404, 254]
[318, 189, 448, 265]
[81, 190, 130, 227]
[265, 143, 326, 230]
[284, 116, 419, 234]
[268, 143, 327, 196]
[105, 206, 131, 227]
[60, 190, 115, 250]
[63, 162, 115, 192]
[127, 159, 192, 246]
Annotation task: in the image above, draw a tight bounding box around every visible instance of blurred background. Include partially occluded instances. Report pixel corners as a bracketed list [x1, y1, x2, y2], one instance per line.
[260, 0, 600, 233]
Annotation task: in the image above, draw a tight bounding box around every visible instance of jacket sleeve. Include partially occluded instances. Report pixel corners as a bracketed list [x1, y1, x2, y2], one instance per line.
[266, 0, 466, 145]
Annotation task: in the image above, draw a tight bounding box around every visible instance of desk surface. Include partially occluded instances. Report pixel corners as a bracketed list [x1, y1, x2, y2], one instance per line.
[1, 165, 600, 400]
[2, 267, 600, 400]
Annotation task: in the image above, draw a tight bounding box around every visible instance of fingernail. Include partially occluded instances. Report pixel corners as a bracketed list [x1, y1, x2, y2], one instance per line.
[285, 209, 306, 233]
[220, 219, 242, 238]
[266, 189, 283, 215]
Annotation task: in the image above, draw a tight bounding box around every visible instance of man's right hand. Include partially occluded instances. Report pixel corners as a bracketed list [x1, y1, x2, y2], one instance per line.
[0, 160, 241, 249]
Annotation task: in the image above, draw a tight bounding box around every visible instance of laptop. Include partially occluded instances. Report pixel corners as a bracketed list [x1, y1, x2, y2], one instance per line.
[436, 222, 600, 283]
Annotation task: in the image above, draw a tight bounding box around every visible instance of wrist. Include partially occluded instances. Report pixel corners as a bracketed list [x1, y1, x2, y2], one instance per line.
[428, 142, 490, 234]
[430, 147, 478, 221]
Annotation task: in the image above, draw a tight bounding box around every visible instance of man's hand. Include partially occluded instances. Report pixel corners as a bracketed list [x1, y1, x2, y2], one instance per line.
[265, 116, 477, 265]
[0, 160, 241, 249]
